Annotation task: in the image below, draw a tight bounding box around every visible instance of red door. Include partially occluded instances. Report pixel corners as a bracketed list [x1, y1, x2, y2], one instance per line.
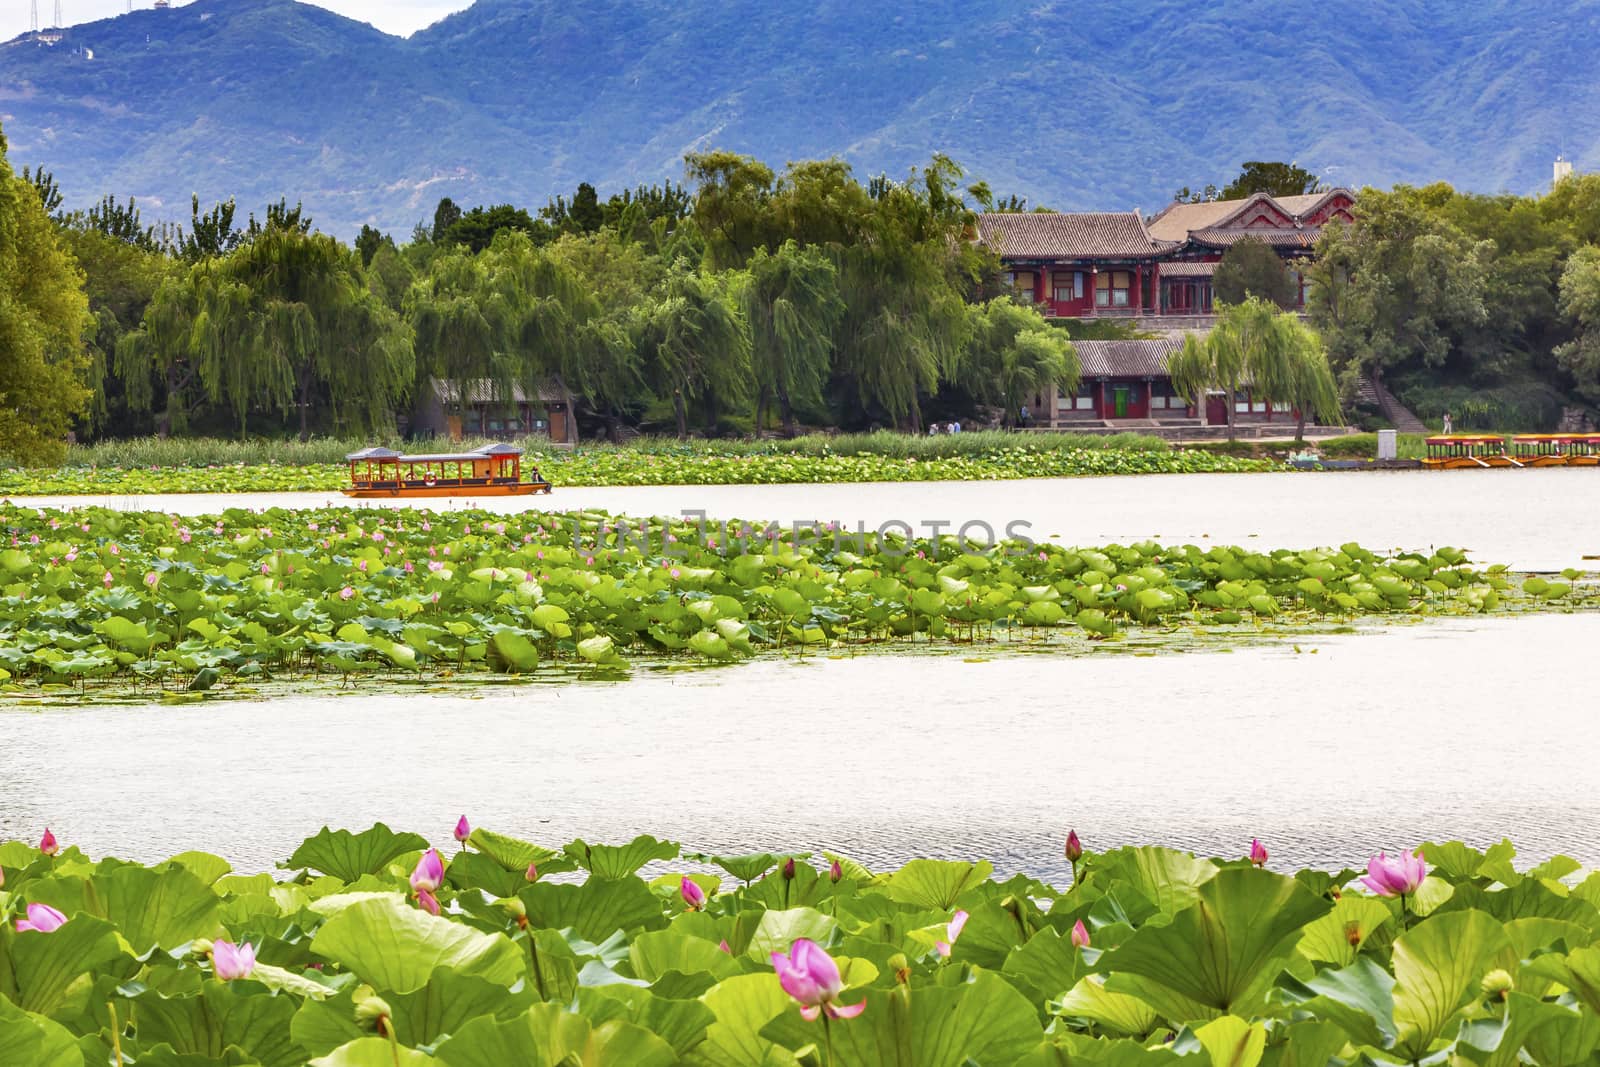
[1205, 395, 1227, 425]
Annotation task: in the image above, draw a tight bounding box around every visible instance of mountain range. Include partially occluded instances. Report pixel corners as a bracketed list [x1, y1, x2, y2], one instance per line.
[2, 0, 1598, 239]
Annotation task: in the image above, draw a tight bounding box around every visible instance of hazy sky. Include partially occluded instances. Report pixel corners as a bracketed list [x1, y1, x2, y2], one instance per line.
[1, 0, 473, 41]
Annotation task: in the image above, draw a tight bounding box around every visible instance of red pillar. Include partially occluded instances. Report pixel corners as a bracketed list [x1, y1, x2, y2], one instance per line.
[1132, 265, 1142, 314]
[1035, 266, 1046, 308]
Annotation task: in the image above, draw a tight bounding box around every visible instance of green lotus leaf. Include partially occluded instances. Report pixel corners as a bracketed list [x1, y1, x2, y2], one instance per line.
[576, 985, 718, 1057]
[489, 630, 540, 672]
[764, 969, 1043, 1067]
[1523, 997, 1600, 1067]
[128, 982, 307, 1067]
[1391, 909, 1512, 1060]
[564, 836, 679, 878]
[383, 968, 540, 1047]
[628, 930, 742, 982]
[466, 828, 572, 877]
[1058, 976, 1161, 1036]
[885, 858, 995, 910]
[1100, 867, 1330, 1019]
[1272, 954, 1396, 1049]
[434, 1002, 676, 1067]
[519, 876, 667, 943]
[1455, 990, 1570, 1067]
[1296, 894, 1392, 966]
[747, 907, 839, 960]
[89, 862, 222, 953]
[0, 997, 80, 1067]
[0, 913, 128, 1019]
[1087, 846, 1218, 918]
[1003, 926, 1089, 1008]
[310, 896, 525, 994]
[308, 1038, 441, 1066]
[284, 823, 431, 881]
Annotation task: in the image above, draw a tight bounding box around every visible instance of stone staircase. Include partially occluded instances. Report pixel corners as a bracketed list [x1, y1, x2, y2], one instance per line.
[1369, 378, 1428, 433]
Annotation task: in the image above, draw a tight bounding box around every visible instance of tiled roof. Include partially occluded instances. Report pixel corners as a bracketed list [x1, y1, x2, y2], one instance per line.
[1186, 228, 1320, 249]
[1158, 261, 1217, 277]
[430, 377, 565, 405]
[1073, 337, 1187, 378]
[1147, 188, 1355, 242]
[978, 211, 1172, 259]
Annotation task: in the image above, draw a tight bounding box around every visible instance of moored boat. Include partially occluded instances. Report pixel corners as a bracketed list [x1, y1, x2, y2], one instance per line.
[343, 443, 553, 497]
[1421, 434, 1516, 470]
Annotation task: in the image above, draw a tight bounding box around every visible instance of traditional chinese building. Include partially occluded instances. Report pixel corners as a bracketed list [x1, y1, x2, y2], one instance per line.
[411, 378, 579, 445]
[977, 188, 1357, 320]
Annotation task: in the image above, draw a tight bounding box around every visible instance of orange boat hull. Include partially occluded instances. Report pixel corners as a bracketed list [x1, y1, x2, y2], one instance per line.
[343, 482, 553, 498]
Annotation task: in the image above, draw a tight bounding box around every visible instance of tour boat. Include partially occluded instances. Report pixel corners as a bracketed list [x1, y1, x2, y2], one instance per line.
[1421, 434, 1517, 470]
[343, 443, 553, 497]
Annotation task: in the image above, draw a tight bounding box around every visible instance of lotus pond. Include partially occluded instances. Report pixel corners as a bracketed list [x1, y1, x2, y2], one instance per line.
[0, 445, 1275, 496]
[0, 503, 1592, 700]
[2, 823, 1598, 1067]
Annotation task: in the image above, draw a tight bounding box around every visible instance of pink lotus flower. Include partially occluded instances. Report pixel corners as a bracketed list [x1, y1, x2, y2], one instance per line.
[525, 862, 539, 882]
[681, 876, 707, 911]
[339, 586, 355, 600]
[1071, 919, 1091, 948]
[1250, 839, 1269, 867]
[411, 848, 444, 894]
[1361, 850, 1427, 897]
[718, 938, 732, 953]
[453, 816, 471, 845]
[260, 562, 271, 576]
[213, 939, 257, 980]
[103, 571, 114, 588]
[771, 939, 865, 1021]
[416, 888, 441, 916]
[39, 828, 58, 856]
[935, 909, 969, 958]
[358, 560, 368, 572]
[15, 903, 67, 933]
[403, 561, 414, 574]
[829, 859, 843, 883]
[64, 550, 77, 562]
[1065, 830, 1083, 863]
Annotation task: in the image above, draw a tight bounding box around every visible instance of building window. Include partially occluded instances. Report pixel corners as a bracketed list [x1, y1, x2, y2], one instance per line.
[1095, 271, 1132, 307]
[1009, 271, 1035, 301]
[1053, 271, 1084, 303]
[1075, 382, 1097, 411]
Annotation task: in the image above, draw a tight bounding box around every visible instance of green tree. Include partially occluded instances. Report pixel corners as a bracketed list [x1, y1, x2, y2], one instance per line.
[1213, 236, 1298, 309]
[21, 165, 64, 217]
[180, 195, 243, 262]
[1220, 161, 1322, 200]
[961, 299, 1077, 427]
[440, 204, 538, 252]
[0, 129, 91, 464]
[1306, 188, 1490, 396]
[685, 151, 775, 270]
[744, 240, 842, 435]
[59, 228, 176, 434]
[1248, 312, 1342, 439]
[431, 197, 463, 243]
[1555, 246, 1600, 406]
[355, 224, 391, 267]
[75, 194, 165, 252]
[638, 263, 753, 437]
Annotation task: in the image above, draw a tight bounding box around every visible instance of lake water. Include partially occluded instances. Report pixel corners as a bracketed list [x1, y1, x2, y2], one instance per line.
[3, 468, 1598, 877]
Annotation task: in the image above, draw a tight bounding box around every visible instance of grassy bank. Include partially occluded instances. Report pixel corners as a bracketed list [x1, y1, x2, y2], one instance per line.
[0, 823, 1592, 1066]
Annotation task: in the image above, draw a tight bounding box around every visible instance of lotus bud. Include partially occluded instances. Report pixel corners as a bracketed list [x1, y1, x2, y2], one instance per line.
[453, 816, 471, 845]
[680, 876, 707, 911]
[212, 939, 257, 981]
[1070, 919, 1091, 948]
[525, 861, 539, 882]
[410, 848, 444, 894]
[415, 887, 441, 916]
[39, 828, 58, 857]
[829, 859, 843, 883]
[15, 902, 68, 933]
[1249, 839, 1268, 867]
[771, 938, 866, 1021]
[1482, 969, 1514, 1002]
[783, 858, 796, 880]
[1064, 830, 1083, 863]
[718, 939, 732, 954]
[355, 990, 394, 1030]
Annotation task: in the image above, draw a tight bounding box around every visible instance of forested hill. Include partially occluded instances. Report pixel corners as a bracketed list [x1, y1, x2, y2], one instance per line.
[2, 0, 1598, 238]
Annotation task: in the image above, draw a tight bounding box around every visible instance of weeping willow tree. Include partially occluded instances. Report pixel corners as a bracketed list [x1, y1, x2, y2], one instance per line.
[1170, 297, 1339, 440]
[744, 240, 842, 435]
[1251, 313, 1342, 438]
[637, 262, 753, 437]
[119, 229, 412, 438]
[961, 299, 1078, 427]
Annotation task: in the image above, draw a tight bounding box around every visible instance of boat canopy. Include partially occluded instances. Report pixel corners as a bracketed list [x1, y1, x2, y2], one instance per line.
[345, 443, 524, 464]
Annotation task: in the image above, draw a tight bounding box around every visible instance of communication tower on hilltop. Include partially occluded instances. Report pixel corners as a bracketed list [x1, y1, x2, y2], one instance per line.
[30, 0, 38, 33]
